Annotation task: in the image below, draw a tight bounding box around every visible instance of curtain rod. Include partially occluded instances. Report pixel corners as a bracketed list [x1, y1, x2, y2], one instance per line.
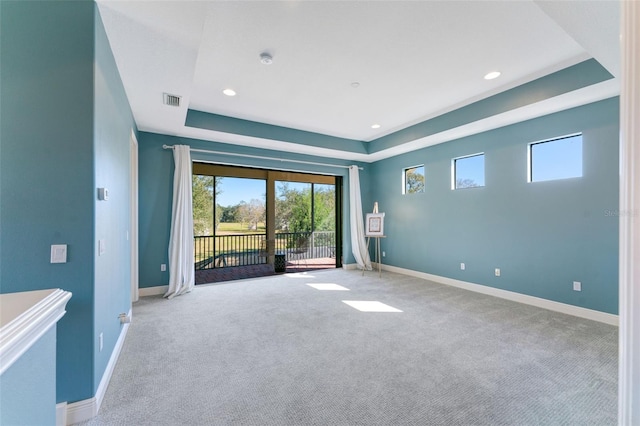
[162, 145, 363, 170]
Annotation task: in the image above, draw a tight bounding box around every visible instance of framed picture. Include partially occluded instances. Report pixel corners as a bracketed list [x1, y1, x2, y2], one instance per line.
[366, 212, 385, 236]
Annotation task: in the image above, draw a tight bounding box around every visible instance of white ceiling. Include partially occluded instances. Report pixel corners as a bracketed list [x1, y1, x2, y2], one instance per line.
[96, 0, 620, 162]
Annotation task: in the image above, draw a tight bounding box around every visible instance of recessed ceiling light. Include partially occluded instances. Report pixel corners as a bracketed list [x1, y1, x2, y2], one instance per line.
[223, 88, 236, 97]
[484, 71, 501, 80]
[351, 82, 360, 88]
[371, 124, 381, 129]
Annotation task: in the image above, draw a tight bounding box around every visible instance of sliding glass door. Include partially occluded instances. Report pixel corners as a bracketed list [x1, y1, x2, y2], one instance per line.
[274, 181, 336, 266]
[192, 163, 340, 275]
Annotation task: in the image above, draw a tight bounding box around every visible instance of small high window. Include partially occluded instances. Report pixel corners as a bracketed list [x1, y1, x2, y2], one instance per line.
[528, 134, 582, 182]
[403, 165, 425, 194]
[452, 153, 485, 189]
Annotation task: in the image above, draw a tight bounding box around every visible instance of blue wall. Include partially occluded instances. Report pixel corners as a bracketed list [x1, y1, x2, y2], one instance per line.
[137, 132, 368, 288]
[93, 7, 135, 393]
[369, 98, 619, 314]
[0, 328, 57, 425]
[1, 0, 96, 403]
[0, 1, 135, 404]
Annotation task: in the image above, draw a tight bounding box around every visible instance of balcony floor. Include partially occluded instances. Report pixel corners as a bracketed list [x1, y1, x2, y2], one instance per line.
[195, 257, 336, 285]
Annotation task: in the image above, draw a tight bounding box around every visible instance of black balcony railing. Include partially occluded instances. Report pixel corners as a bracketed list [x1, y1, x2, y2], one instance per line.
[194, 231, 335, 270]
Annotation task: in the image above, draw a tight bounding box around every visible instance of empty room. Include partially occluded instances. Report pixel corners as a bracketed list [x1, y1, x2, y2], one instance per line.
[1, 1, 639, 426]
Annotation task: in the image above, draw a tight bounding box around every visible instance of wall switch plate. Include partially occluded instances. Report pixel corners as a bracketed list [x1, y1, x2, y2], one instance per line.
[51, 244, 67, 263]
[161, 264, 166, 272]
[495, 268, 501, 277]
[99, 332, 103, 352]
[98, 239, 106, 256]
[460, 263, 465, 270]
[97, 187, 109, 201]
[382, 251, 386, 257]
[573, 281, 582, 291]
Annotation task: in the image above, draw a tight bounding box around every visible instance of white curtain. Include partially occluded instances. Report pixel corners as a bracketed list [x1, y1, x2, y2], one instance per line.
[165, 145, 195, 299]
[348, 165, 372, 270]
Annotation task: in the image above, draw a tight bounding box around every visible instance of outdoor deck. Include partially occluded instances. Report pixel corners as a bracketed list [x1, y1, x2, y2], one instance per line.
[194, 231, 337, 284]
[195, 257, 336, 285]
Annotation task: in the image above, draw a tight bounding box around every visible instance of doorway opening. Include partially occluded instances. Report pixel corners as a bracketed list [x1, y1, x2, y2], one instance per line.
[192, 163, 342, 284]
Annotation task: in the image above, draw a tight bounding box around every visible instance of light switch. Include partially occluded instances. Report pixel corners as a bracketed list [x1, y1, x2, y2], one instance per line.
[98, 239, 106, 256]
[98, 187, 109, 201]
[51, 244, 67, 263]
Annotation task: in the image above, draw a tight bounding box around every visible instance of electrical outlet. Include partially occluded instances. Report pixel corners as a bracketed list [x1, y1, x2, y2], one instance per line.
[573, 281, 582, 291]
[495, 268, 501, 277]
[161, 264, 166, 272]
[382, 251, 386, 257]
[460, 263, 465, 270]
[99, 332, 103, 352]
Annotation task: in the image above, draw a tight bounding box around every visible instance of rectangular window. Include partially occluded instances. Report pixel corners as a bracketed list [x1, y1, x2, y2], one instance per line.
[452, 153, 485, 189]
[403, 165, 425, 194]
[528, 134, 582, 182]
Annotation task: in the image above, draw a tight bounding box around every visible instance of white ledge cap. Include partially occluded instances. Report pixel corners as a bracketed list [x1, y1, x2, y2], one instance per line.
[0, 289, 72, 375]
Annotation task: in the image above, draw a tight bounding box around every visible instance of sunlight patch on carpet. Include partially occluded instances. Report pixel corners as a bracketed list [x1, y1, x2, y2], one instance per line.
[307, 283, 350, 291]
[342, 300, 403, 312]
[285, 273, 315, 279]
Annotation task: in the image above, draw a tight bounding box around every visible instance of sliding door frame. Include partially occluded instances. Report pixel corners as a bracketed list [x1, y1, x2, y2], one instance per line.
[192, 163, 341, 267]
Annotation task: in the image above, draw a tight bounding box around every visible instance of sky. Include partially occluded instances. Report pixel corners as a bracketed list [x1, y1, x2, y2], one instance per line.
[455, 154, 485, 187]
[451, 134, 582, 188]
[216, 177, 265, 207]
[530, 134, 582, 182]
[216, 178, 311, 207]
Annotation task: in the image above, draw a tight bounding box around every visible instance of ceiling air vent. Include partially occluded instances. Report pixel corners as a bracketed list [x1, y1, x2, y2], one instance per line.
[163, 93, 181, 107]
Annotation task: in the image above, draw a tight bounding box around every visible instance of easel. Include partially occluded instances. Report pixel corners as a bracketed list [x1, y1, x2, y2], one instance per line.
[363, 202, 385, 277]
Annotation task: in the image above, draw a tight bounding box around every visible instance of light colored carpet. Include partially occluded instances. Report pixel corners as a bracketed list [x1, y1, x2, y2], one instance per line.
[78, 269, 617, 425]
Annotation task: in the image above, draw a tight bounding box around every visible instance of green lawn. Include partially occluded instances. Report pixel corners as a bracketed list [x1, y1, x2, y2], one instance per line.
[194, 222, 266, 262]
[216, 222, 266, 235]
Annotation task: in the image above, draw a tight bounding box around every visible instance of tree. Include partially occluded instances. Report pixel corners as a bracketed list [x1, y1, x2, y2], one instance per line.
[247, 198, 266, 230]
[192, 175, 214, 236]
[237, 199, 265, 230]
[313, 186, 335, 231]
[275, 182, 311, 233]
[406, 168, 425, 193]
[275, 182, 335, 233]
[456, 178, 478, 189]
[219, 205, 239, 223]
[192, 175, 222, 236]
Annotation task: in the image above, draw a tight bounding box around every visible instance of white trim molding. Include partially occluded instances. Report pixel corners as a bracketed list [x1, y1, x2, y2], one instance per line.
[619, 1, 640, 423]
[380, 264, 618, 326]
[130, 129, 140, 303]
[0, 288, 72, 375]
[56, 402, 67, 426]
[342, 263, 359, 271]
[138, 285, 168, 297]
[65, 397, 95, 426]
[65, 309, 132, 425]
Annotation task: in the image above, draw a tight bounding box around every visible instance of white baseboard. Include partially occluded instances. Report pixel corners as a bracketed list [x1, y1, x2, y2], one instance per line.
[138, 285, 168, 297]
[56, 402, 67, 426]
[64, 308, 132, 425]
[65, 397, 96, 425]
[380, 264, 618, 326]
[342, 263, 359, 270]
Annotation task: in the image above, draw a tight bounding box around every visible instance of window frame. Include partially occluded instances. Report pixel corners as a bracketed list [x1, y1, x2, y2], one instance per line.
[402, 164, 425, 195]
[527, 133, 583, 183]
[451, 152, 485, 190]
